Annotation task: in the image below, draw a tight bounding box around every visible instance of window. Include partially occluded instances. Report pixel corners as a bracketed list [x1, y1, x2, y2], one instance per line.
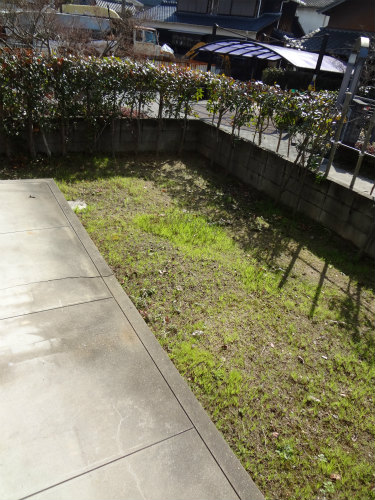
[144, 30, 156, 44]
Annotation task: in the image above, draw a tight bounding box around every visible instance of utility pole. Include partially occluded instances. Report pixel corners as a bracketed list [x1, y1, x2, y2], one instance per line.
[337, 36, 369, 107]
[206, 23, 218, 73]
[309, 33, 329, 91]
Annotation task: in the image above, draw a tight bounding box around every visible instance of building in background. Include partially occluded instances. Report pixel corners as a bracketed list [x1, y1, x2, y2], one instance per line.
[138, 0, 305, 55]
[301, 0, 374, 59]
[69, 0, 143, 16]
[295, 0, 330, 35]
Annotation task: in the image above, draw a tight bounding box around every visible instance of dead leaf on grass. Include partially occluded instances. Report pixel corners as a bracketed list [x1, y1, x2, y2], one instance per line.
[330, 473, 341, 481]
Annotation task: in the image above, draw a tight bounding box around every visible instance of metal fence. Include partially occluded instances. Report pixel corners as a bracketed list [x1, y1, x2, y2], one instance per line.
[324, 92, 375, 194]
[152, 59, 222, 74]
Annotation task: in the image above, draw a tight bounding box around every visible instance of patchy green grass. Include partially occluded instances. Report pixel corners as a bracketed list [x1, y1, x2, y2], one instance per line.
[2, 153, 374, 500]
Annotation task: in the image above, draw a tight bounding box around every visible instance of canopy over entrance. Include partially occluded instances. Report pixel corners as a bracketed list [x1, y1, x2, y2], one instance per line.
[197, 40, 346, 74]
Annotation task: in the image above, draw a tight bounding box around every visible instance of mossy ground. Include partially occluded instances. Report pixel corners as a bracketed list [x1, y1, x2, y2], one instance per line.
[2, 153, 374, 500]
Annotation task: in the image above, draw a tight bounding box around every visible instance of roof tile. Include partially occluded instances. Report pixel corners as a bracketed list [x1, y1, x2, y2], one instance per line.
[301, 27, 373, 56]
[139, 3, 280, 32]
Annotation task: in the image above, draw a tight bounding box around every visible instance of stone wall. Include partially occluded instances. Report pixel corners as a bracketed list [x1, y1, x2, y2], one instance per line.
[196, 121, 374, 258]
[1, 118, 373, 257]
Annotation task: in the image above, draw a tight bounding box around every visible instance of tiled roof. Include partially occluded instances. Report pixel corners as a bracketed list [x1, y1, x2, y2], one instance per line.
[140, 2, 176, 21]
[301, 27, 374, 56]
[139, 2, 280, 32]
[96, 1, 122, 13]
[95, 0, 141, 14]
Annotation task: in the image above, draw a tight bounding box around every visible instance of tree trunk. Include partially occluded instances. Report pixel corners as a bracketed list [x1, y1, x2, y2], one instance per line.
[276, 131, 282, 153]
[40, 125, 51, 158]
[60, 118, 66, 156]
[27, 114, 36, 159]
[111, 116, 116, 158]
[178, 111, 188, 155]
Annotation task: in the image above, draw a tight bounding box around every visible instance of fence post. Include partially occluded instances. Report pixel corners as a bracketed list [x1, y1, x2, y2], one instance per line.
[206, 24, 218, 73]
[324, 92, 352, 178]
[350, 109, 375, 189]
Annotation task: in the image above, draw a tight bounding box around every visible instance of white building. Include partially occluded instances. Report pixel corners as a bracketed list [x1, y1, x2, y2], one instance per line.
[296, 0, 330, 34]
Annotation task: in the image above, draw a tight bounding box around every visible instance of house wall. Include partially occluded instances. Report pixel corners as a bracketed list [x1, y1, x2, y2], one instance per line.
[226, 0, 257, 17]
[177, 0, 257, 17]
[177, 0, 209, 14]
[277, 1, 297, 33]
[1, 118, 373, 257]
[326, 0, 374, 31]
[296, 7, 329, 35]
[260, 0, 283, 15]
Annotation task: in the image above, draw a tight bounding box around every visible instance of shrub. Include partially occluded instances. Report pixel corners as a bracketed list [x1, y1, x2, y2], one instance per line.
[262, 67, 341, 91]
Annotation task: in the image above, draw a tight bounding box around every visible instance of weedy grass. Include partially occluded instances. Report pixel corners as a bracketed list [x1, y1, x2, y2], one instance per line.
[2, 152, 374, 500]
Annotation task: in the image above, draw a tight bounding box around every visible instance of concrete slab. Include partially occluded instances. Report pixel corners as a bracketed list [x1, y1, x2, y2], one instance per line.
[0, 226, 99, 289]
[103, 274, 262, 500]
[0, 277, 111, 320]
[0, 181, 68, 233]
[29, 430, 238, 500]
[318, 161, 375, 198]
[0, 179, 264, 500]
[0, 299, 192, 499]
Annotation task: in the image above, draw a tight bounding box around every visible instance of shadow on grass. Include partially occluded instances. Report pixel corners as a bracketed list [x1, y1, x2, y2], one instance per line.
[308, 260, 329, 319]
[332, 278, 375, 363]
[1, 152, 373, 276]
[1, 151, 374, 361]
[277, 242, 374, 363]
[278, 243, 303, 290]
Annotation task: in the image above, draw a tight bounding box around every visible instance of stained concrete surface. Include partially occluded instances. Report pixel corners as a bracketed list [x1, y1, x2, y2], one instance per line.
[0, 179, 264, 500]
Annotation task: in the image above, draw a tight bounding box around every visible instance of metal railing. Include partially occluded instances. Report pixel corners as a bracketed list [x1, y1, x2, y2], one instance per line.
[324, 92, 375, 194]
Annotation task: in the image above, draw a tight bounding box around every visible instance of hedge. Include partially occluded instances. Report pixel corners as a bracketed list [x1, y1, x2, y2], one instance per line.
[0, 50, 339, 168]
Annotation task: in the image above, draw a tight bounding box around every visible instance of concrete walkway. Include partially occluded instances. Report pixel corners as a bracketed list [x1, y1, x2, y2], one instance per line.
[0, 179, 263, 500]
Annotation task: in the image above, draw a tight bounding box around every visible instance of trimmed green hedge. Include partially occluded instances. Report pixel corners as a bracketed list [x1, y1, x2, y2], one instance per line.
[0, 51, 339, 167]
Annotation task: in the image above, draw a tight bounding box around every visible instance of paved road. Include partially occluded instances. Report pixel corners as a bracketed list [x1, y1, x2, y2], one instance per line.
[0, 179, 263, 500]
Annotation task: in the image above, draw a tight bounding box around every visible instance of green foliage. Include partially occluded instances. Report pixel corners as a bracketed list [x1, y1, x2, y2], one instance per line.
[262, 67, 341, 91]
[2, 154, 374, 500]
[134, 209, 235, 257]
[171, 341, 244, 411]
[0, 50, 340, 166]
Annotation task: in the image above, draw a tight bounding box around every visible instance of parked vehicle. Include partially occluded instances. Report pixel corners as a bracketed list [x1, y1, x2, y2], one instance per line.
[0, 3, 174, 60]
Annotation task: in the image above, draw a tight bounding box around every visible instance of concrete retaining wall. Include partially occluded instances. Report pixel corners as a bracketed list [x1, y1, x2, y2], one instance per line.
[195, 121, 374, 258]
[1, 118, 373, 257]
[1, 119, 198, 156]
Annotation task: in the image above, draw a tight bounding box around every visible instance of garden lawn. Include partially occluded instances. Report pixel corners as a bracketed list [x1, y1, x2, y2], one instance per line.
[2, 153, 374, 500]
